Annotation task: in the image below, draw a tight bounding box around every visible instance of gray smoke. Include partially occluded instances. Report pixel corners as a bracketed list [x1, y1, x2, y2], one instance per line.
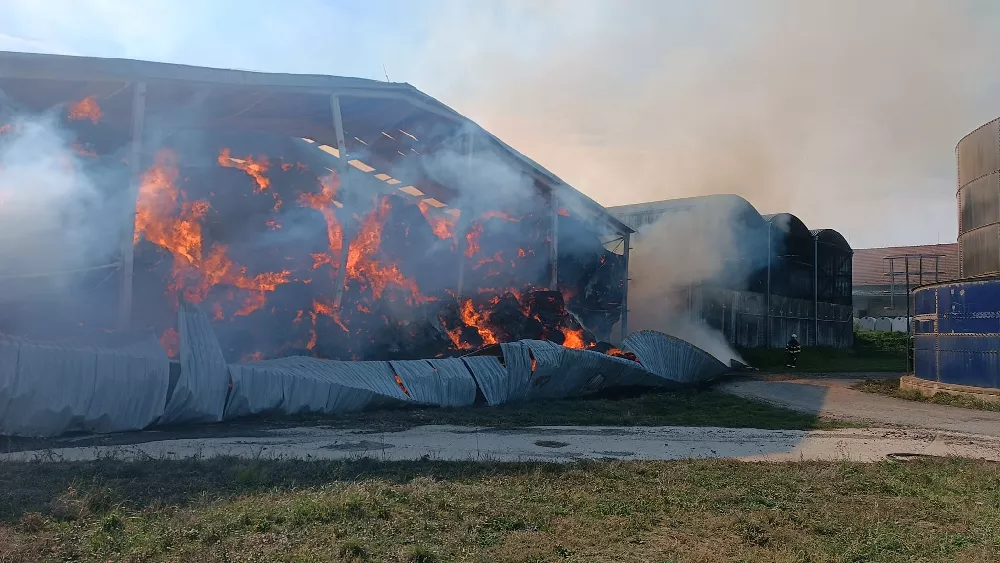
[406, 0, 1000, 248]
[626, 198, 754, 363]
[0, 114, 122, 300]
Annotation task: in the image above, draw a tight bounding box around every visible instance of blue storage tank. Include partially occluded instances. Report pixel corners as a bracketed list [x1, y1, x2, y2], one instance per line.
[913, 277, 1000, 389]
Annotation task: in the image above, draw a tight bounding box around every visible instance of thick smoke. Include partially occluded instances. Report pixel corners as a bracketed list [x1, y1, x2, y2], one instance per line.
[0, 115, 122, 301]
[626, 198, 756, 364]
[407, 0, 1000, 248]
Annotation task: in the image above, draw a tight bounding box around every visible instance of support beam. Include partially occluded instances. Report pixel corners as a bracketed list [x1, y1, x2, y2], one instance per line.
[549, 192, 559, 290]
[765, 222, 772, 347]
[329, 95, 352, 310]
[813, 233, 819, 346]
[118, 81, 146, 331]
[456, 130, 474, 300]
[620, 232, 631, 342]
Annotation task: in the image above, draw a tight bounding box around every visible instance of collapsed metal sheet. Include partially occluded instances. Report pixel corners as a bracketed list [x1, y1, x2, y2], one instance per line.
[390, 359, 477, 407]
[622, 330, 729, 384]
[224, 357, 410, 419]
[0, 332, 170, 437]
[161, 301, 230, 424]
[460, 355, 509, 406]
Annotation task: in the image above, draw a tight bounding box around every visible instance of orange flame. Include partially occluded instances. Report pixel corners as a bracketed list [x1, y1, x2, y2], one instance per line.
[560, 328, 587, 349]
[67, 97, 102, 124]
[346, 197, 423, 304]
[557, 208, 570, 217]
[465, 222, 483, 257]
[159, 328, 180, 358]
[135, 150, 291, 314]
[217, 148, 271, 192]
[418, 201, 459, 239]
[459, 299, 498, 345]
[299, 171, 343, 269]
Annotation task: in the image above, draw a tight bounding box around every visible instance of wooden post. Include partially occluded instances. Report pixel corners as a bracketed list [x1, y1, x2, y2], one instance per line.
[118, 82, 146, 331]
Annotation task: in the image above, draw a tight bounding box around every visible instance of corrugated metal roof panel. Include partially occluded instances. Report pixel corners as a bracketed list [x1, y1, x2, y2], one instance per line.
[461, 356, 509, 406]
[390, 359, 477, 407]
[161, 302, 230, 424]
[622, 330, 728, 384]
[0, 332, 169, 437]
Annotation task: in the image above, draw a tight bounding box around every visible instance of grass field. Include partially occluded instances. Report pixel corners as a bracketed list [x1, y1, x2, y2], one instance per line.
[2, 456, 998, 562]
[738, 329, 907, 373]
[853, 377, 1000, 413]
[282, 387, 844, 432]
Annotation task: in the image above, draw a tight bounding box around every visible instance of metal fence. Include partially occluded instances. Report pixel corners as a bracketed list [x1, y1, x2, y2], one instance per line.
[688, 286, 854, 349]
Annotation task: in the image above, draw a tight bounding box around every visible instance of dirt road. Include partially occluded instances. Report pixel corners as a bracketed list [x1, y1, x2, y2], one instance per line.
[720, 377, 1000, 436]
[4, 424, 1000, 463]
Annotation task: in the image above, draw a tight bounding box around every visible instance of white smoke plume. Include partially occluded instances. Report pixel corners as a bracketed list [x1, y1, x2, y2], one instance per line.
[0, 115, 122, 301]
[626, 198, 752, 364]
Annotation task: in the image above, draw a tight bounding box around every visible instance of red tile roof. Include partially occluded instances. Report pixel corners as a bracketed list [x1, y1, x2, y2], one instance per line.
[853, 243, 960, 287]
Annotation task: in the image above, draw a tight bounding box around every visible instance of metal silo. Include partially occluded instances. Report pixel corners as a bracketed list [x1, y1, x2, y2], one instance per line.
[906, 120, 1000, 395]
[956, 119, 1000, 278]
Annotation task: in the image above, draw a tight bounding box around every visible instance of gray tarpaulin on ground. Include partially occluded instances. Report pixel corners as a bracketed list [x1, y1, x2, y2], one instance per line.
[460, 356, 509, 406]
[0, 331, 170, 437]
[0, 299, 731, 436]
[622, 330, 729, 384]
[160, 301, 230, 424]
[224, 357, 412, 419]
[389, 359, 477, 407]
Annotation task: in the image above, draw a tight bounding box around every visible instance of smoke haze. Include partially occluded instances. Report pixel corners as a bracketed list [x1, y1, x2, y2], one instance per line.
[0, 115, 122, 297]
[406, 0, 1000, 248]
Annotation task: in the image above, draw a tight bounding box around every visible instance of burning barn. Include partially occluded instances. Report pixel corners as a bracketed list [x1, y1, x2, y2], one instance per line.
[0, 51, 634, 362]
[0, 52, 743, 438]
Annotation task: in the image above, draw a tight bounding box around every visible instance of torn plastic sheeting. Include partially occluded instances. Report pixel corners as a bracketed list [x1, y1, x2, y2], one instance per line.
[0, 332, 170, 437]
[224, 357, 411, 419]
[390, 359, 477, 407]
[622, 330, 728, 384]
[460, 355, 509, 406]
[161, 302, 230, 424]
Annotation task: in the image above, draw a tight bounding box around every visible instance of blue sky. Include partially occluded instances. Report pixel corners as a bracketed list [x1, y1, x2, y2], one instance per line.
[0, 0, 996, 248]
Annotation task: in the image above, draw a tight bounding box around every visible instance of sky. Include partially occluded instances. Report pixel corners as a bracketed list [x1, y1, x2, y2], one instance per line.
[1, 0, 998, 248]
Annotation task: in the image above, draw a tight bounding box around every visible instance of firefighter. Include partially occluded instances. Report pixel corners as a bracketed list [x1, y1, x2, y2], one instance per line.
[785, 333, 801, 368]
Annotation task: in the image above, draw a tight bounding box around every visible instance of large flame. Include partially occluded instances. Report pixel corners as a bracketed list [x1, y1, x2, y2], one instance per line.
[299, 171, 343, 270]
[135, 150, 291, 318]
[67, 97, 102, 124]
[459, 299, 498, 345]
[346, 196, 423, 304]
[218, 148, 271, 192]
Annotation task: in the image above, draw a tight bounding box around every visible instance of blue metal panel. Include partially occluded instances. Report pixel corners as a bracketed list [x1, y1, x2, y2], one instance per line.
[912, 277, 1000, 389]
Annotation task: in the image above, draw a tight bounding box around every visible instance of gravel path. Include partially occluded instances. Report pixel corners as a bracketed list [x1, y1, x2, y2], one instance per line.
[720, 377, 1000, 437]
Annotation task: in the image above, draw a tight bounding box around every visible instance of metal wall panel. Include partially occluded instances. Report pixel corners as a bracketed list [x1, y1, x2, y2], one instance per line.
[958, 224, 1000, 278]
[913, 278, 1000, 389]
[957, 118, 1000, 188]
[958, 173, 1000, 235]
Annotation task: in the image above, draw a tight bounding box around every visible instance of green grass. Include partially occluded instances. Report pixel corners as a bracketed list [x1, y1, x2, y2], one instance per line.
[288, 387, 844, 432]
[737, 329, 907, 373]
[2, 456, 999, 561]
[853, 377, 1000, 412]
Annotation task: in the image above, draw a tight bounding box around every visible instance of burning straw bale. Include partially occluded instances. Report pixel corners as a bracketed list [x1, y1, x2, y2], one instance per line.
[126, 130, 623, 363]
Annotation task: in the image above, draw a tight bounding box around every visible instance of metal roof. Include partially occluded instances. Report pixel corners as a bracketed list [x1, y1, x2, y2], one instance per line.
[0, 50, 631, 235]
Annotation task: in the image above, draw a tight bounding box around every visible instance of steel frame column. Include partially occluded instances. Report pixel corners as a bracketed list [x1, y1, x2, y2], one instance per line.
[329, 94, 351, 309]
[456, 130, 474, 299]
[118, 81, 147, 331]
[765, 221, 772, 347]
[549, 192, 559, 290]
[620, 232, 630, 341]
[813, 233, 819, 346]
